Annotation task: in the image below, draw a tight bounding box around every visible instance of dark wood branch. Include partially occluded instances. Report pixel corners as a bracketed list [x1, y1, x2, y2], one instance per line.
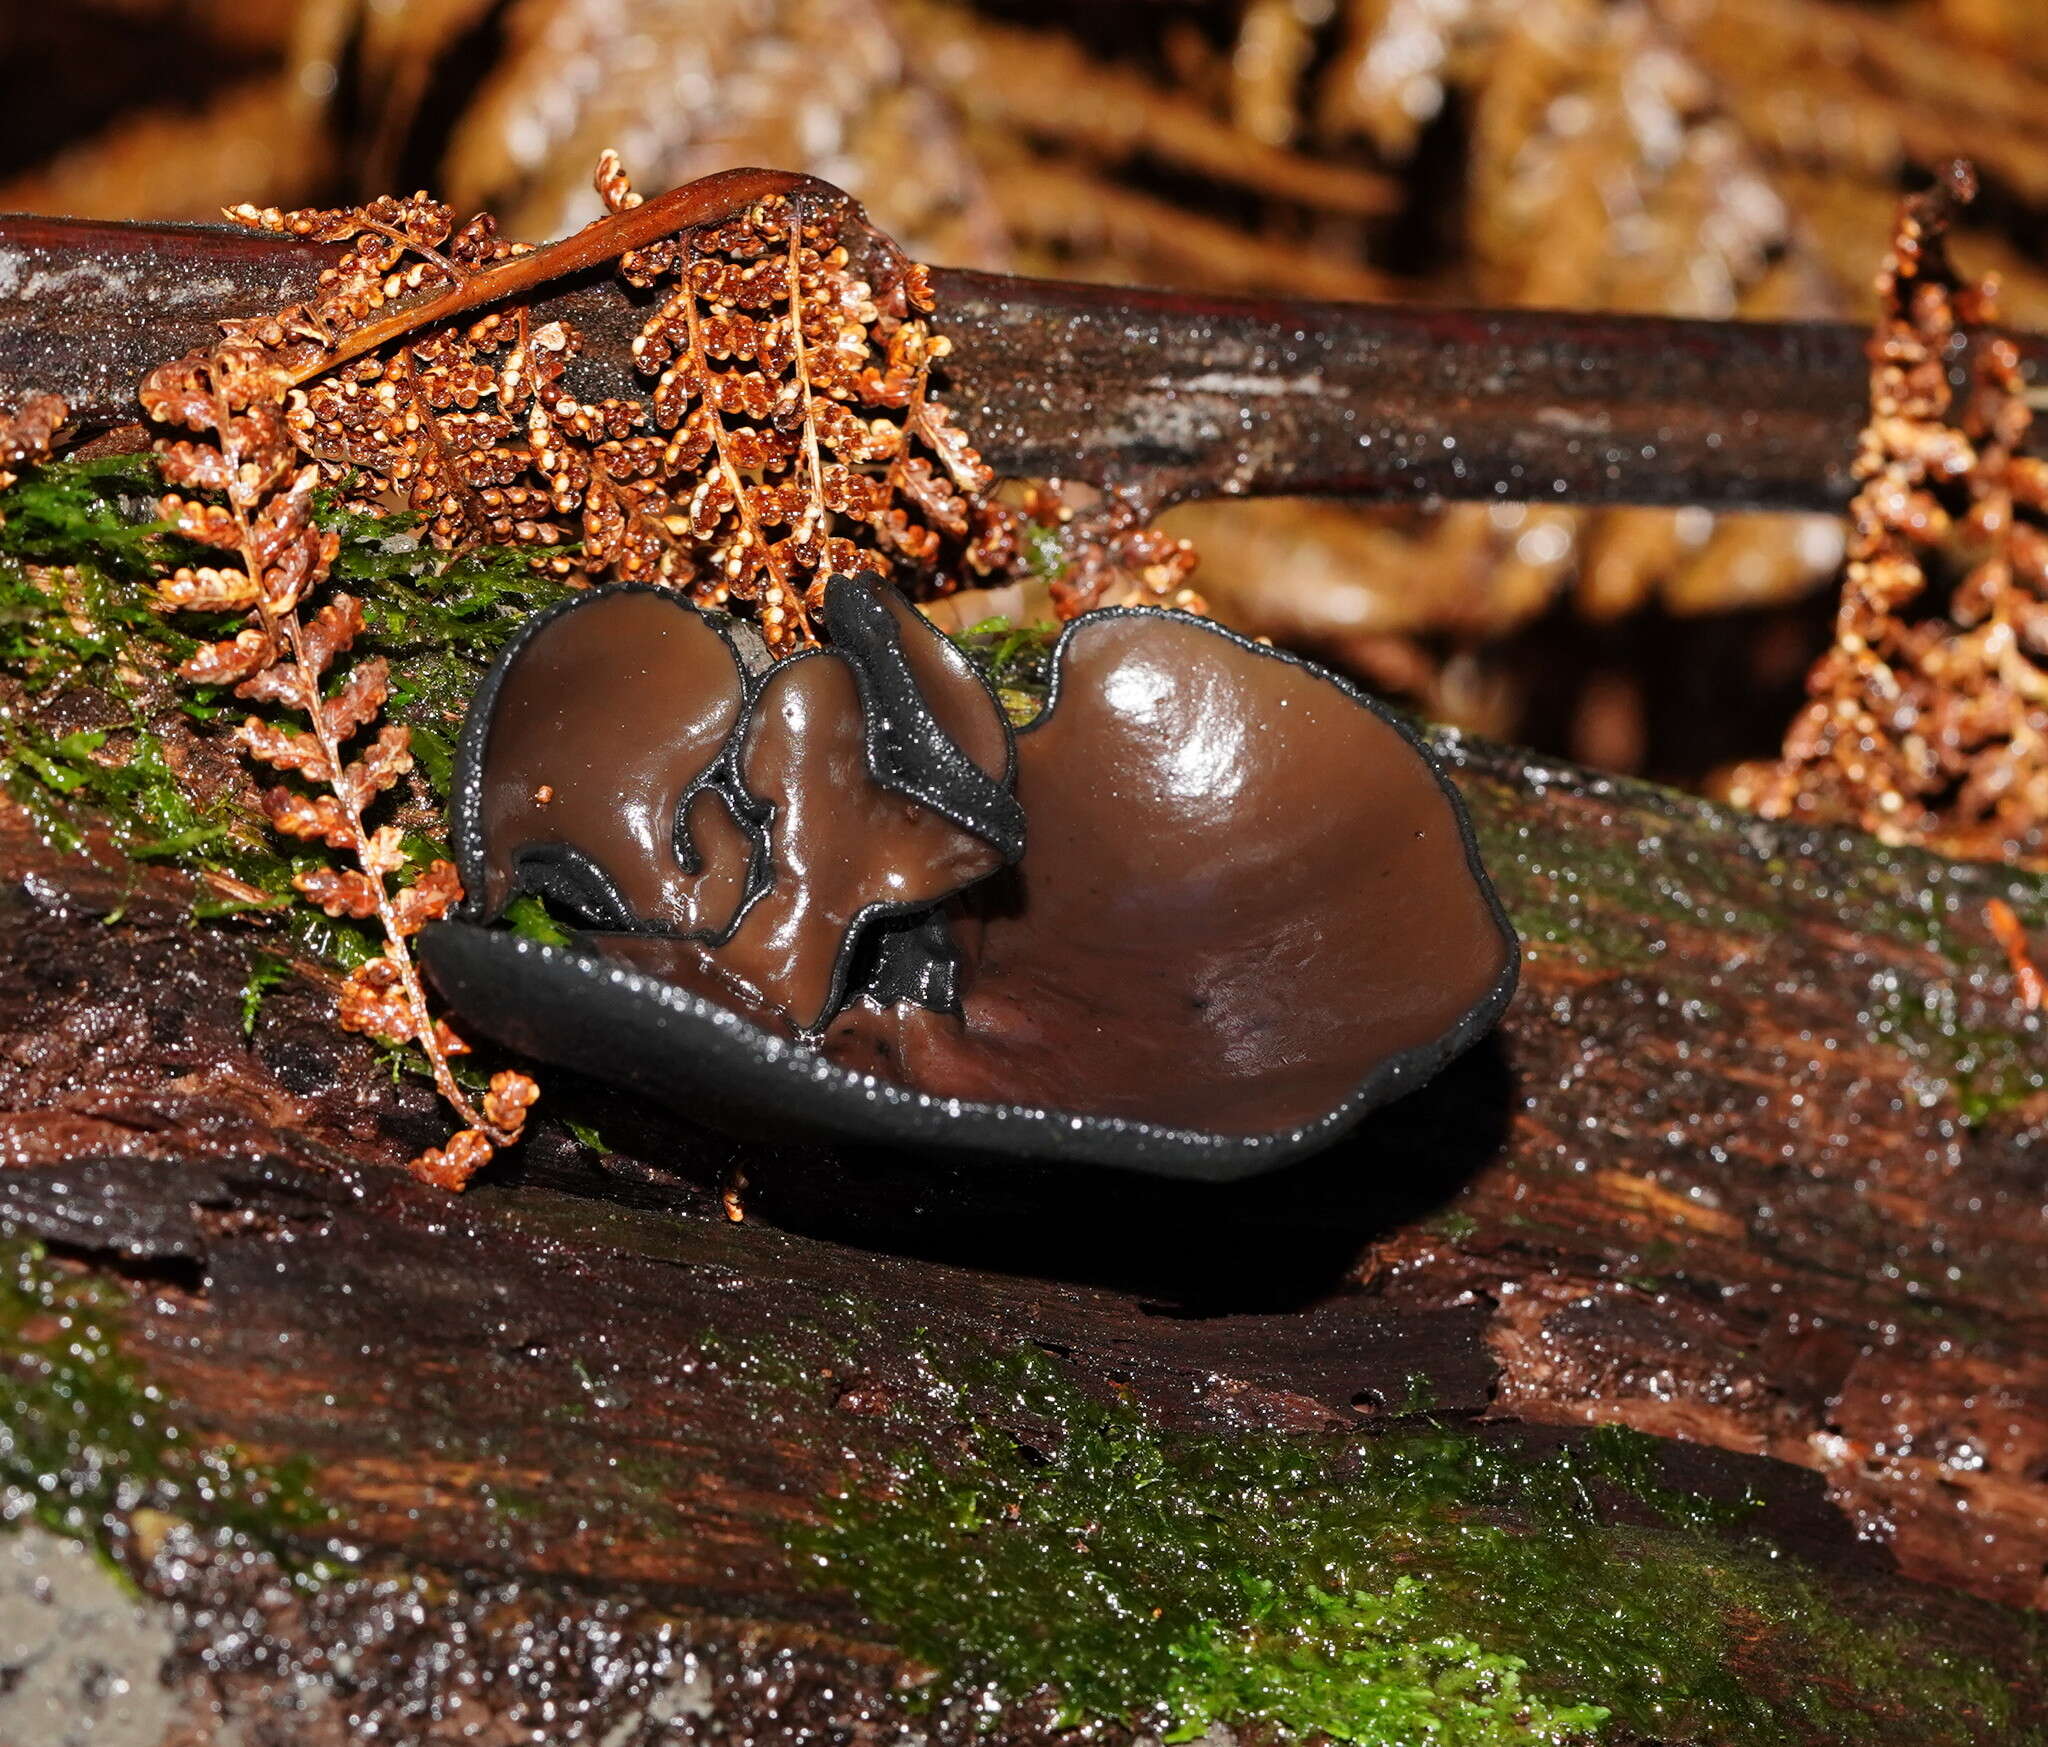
[7, 207, 2046, 513]
[931, 272, 1902, 510]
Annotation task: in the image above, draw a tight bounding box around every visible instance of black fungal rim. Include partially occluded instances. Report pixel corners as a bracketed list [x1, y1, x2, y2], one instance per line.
[821, 573, 1025, 860]
[425, 602, 1520, 1180]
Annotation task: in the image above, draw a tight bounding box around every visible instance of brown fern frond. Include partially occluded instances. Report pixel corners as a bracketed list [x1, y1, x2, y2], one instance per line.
[293, 866, 384, 919]
[341, 725, 415, 809]
[0, 77, 321, 227]
[142, 283, 538, 1189]
[245, 156, 1114, 649]
[0, 394, 68, 496]
[235, 717, 337, 782]
[161, 495, 242, 548]
[260, 788, 353, 848]
[336, 955, 415, 1040]
[324, 659, 391, 742]
[391, 861, 465, 935]
[158, 565, 261, 612]
[408, 1128, 496, 1193]
[1731, 161, 2048, 865]
[181, 629, 278, 688]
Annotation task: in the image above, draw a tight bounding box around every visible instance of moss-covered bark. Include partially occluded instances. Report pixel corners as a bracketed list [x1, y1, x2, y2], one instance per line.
[1, 459, 2046, 1743]
[1, 761, 2045, 1741]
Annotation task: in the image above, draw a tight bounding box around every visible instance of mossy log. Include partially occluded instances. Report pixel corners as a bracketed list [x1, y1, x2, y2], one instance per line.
[1, 718, 2045, 1745]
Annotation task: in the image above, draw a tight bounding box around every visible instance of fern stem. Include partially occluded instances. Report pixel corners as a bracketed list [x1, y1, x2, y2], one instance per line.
[201, 362, 501, 1146]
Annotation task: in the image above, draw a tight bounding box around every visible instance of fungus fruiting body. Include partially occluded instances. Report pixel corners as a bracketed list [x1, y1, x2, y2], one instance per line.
[421, 579, 1517, 1178]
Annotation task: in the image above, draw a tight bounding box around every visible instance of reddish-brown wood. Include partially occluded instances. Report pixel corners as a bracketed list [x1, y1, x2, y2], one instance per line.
[2, 705, 2046, 1738]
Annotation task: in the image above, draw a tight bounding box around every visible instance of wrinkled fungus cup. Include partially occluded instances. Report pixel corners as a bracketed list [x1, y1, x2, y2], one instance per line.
[420, 575, 1518, 1178]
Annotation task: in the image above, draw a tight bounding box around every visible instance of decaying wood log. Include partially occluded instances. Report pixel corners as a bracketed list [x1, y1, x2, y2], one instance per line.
[1, 185, 2045, 1745]
[1, 712, 2045, 1742]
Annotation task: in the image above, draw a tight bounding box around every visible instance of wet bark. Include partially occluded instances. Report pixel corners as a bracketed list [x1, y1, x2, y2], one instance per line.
[1, 715, 2045, 1742]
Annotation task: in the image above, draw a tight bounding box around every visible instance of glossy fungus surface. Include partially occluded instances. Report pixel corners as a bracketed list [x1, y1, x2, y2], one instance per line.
[469, 587, 755, 933]
[424, 576, 1517, 1176]
[825, 613, 1510, 1135]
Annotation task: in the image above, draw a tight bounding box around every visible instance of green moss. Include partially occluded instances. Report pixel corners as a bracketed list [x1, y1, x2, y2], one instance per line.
[0, 457, 570, 969]
[798, 1348, 2039, 1746]
[1158, 1579, 1607, 1746]
[1021, 521, 1068, 582]
[0, 462, 289, 905]
[0, 457, 615, 1122]
[1864, 964, 2048, 1123]
[317, 495, 574, 789]
[0, 1230, 334, 1580]
[949, 617, 1061, 725]
[1427, 1210, 1481, 1246]
[239, 949, 294, 1035]
[1451, 747, 2048, 1125]
[502, 890, 576, 946]
[1461, 788, 1776, 974]
[1449, 752, 2010, 980]
[0, 452, 179, 580]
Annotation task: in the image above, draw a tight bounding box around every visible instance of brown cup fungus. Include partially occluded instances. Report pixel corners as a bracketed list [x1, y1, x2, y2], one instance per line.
[422, 576, 1517, 1177]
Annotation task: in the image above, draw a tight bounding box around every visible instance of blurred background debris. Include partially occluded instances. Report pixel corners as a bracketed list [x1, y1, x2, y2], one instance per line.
[7, 0, 2048, 786]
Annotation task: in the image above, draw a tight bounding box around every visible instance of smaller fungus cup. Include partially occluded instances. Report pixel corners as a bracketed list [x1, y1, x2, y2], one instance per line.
[420, 577, 1518, 1178]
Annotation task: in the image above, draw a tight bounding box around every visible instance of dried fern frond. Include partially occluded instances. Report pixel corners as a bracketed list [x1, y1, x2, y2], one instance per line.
[1731, 162, 2048, 865]
[895, 1, 1398, 219]
[0, 395, 68, 497]
[139, 200, 539, 1190]
[441, 0, 1006, 267]
[1684, 0, 2048, 208]
[1315, 0, 1491, 160]
[270, 158, 1073, 649]
[32, 0, 2048, 766]
[343, 0, 499, 189]
[976, 150, 1399, 304]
